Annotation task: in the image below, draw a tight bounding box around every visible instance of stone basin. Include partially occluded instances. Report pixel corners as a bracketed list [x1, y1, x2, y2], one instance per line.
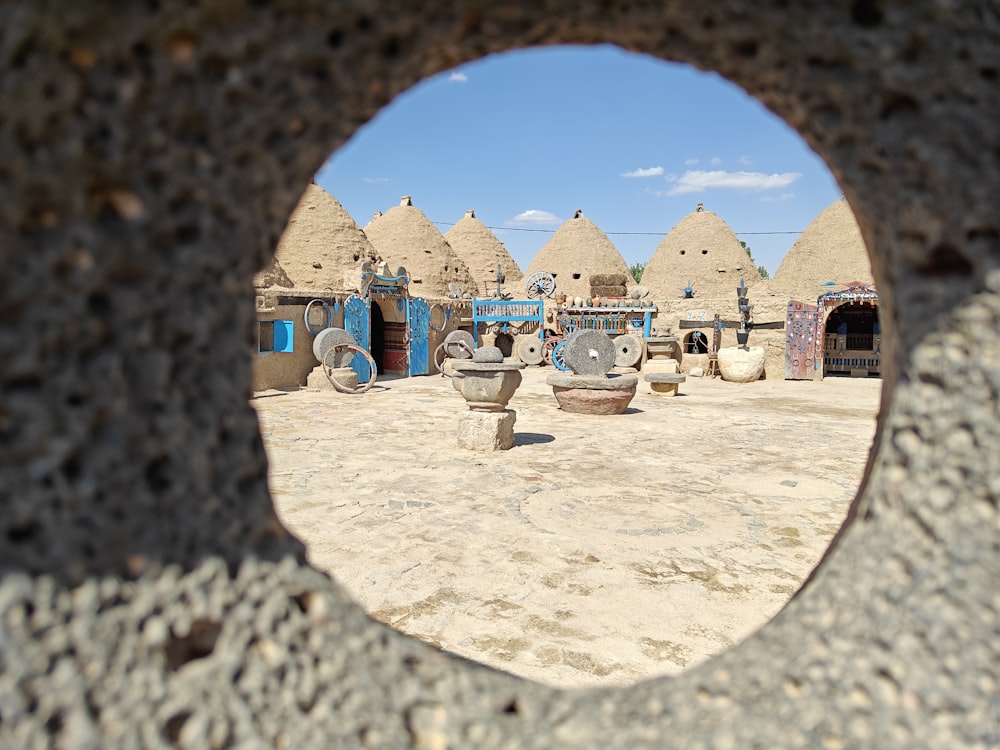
[451, 356, 526, 412]
[545, 372, 638, 415]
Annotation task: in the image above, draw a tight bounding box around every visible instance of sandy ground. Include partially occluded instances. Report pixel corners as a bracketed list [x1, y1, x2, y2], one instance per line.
[252, 366, 881, 689]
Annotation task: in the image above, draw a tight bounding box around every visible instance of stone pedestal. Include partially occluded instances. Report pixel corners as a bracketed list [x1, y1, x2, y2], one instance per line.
[457, 409, 517, 451]
[718, 346, 765, 383]
[546, 373, 638, 414]
[644, 358, 680, 375]
[644, 372, 686, 396]
[306, 365, 357, 391]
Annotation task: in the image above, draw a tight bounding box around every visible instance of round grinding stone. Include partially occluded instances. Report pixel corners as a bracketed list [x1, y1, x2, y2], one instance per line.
[517, 337, 544, 365]
[614, 334, 644, 368]
[312, 327, 357, 367]
[564, 330, 616, 376]
[443, 329, 475, 359]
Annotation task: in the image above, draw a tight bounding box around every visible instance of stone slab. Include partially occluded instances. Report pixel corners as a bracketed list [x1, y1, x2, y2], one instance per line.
[457, 409, 516, 450]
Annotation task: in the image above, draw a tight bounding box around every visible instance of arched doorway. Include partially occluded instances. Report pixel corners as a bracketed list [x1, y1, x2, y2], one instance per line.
[822, 301, 880, 377]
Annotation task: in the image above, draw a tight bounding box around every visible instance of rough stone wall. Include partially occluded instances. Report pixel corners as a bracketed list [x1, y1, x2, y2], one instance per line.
[1, 2, 997, 748]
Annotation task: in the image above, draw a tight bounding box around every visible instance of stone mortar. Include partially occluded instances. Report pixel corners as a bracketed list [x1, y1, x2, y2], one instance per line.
[0, 1, 997, 748]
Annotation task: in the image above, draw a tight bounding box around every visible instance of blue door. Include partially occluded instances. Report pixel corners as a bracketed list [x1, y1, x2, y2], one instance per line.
[344, 294, 371, 382]
[408, 296, 430, 376]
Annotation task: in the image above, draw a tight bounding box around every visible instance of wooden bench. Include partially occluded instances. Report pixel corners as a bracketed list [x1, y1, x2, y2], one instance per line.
[643, 372, 686, 396]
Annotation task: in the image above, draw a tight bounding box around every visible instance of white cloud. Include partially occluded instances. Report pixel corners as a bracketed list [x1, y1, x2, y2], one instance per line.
[506, 209, 561, 226]
[664, 170, 801, 196]
[760, 193, 796, 202]
[709, 156, 722, 165]
[448, 71, 468, 83]
[362, 176, 390, 184]
[684, 158, 699, 166]
[621, 166, 664, 178]
[738, 155, 753, 166]
[644, 188, 670, 198]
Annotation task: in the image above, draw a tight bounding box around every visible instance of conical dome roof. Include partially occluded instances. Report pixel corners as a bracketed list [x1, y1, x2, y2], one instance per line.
[273, 183, 379, 290]
[444, 210, 523, 292]
[522, 210, 632, 300]
[253, 256, 293, 289]
[364, 196, 477, 298]
[641, 204, 762, 303]
[770, 197, 873, 298]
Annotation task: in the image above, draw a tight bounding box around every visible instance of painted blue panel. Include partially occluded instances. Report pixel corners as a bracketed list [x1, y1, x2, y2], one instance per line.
[408, 297, 430, 376]
[344, 295, 371, 382]
[273, 320, 294, 352]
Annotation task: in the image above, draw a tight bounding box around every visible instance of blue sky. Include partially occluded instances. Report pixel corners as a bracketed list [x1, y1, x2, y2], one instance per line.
[316, 45, 842, 277]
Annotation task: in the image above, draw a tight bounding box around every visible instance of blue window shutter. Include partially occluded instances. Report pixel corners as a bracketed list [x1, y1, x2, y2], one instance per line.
[273, 320, 294, 352]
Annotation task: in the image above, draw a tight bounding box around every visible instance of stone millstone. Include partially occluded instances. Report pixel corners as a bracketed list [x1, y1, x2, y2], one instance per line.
[614, 334, 643, 368]
[312, 327, 356, 367]
[457, 409, 517, 450]
[443, 329, 475, 358]
[564, 330, 616, 376]
[517, 336, 544, 365]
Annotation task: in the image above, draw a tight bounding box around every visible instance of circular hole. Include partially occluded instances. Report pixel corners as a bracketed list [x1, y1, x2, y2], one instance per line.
[258, 46, 880, 689]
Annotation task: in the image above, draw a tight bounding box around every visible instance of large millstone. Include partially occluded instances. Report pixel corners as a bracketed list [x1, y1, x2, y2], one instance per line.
[564, 330, 616, 376]
[312, 327, 357, 367]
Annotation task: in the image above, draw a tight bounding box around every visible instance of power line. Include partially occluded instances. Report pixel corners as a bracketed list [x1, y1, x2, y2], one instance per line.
[431, 221, 803, 236]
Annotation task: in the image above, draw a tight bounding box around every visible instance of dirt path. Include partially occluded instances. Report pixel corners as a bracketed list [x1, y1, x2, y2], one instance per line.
[253, 367, 881, 688]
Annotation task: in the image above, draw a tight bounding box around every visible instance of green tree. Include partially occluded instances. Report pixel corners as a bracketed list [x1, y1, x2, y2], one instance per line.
[630, 261, 645, 284]
[740, 241, 770, 280]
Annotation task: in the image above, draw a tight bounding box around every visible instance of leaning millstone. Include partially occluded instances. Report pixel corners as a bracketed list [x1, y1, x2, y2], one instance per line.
[312, 327, 356, 366]
[564, 330, 616, 376]
[457, 409, 517, 450]
[614, 334, 643, 368]
[546, 372, 638, 414]
[516, 336, 544, 365]
[717, 345, 765, 382]
[443, 329, 474, 358]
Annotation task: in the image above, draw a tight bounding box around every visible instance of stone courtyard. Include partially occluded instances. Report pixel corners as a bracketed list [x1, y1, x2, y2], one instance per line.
[255, 368, 881, 687]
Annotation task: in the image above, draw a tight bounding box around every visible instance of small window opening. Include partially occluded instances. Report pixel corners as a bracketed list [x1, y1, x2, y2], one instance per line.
[680, 250, 686, 255]
[258, 320, 294, 353]
[572, 273, 581, 280]
[701, 248, 708, 255]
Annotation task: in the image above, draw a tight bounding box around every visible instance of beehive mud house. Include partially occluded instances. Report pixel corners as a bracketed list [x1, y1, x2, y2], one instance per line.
[364, 195, 477, 298]
[523, 209, 634, 301]
[444, 209, 524, 296]
[1, 2, 997, 748]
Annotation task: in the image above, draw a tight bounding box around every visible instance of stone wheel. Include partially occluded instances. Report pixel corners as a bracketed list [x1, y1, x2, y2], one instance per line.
[524, 271, 556, 299]
[443, 329, 475, 358]
[324, 344, 378, 394]
[614, 334, 644, 368]
[564, 329, 616, 375]
[312, 327, 356, 366]
[428, 303, 448, 332]
[517, 336, 544, 366]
